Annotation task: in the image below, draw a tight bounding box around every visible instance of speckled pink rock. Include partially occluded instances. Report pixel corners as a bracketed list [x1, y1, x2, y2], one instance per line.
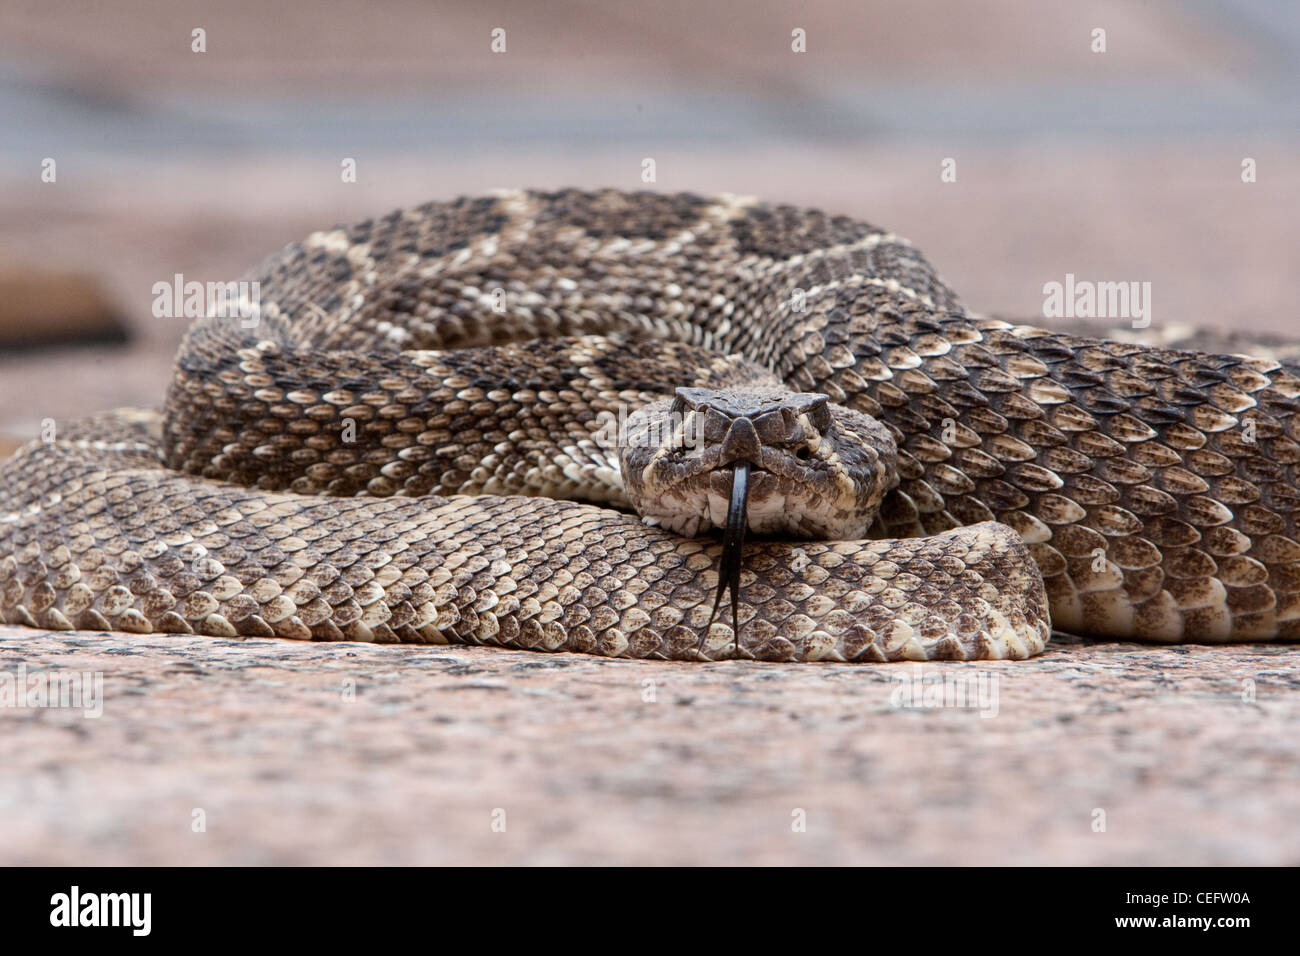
[1, 626, 1295, 865]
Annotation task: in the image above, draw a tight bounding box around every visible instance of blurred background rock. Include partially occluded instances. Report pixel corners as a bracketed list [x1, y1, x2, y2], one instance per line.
[1, 0, 1296, 446]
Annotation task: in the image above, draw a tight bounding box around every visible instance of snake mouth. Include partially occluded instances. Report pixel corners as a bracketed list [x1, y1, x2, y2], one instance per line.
[701, 460, 751, 657]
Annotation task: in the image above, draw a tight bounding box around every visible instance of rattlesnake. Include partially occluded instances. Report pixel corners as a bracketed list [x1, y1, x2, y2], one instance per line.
[3, 189, 1298, 661]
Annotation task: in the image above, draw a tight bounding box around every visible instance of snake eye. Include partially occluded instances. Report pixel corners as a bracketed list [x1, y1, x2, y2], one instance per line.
[807, 398, 831, 432]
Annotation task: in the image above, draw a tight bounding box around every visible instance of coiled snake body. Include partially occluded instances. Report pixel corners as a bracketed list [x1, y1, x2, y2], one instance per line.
[3, 189, 1298, 661]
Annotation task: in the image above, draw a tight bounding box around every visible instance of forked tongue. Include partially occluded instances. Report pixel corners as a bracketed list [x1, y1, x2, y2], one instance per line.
[703, 460, 751, 656]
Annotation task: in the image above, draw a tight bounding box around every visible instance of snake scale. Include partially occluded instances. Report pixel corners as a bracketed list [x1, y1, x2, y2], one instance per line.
[3, 189, 1299, 661]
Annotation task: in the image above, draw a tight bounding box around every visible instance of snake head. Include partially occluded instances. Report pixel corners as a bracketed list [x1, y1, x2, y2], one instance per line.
[619, 385, 898, 541]
[619, 385, 898, 654]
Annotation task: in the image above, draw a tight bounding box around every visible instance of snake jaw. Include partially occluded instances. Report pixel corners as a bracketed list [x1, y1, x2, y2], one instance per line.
[700, 460, 751, 658]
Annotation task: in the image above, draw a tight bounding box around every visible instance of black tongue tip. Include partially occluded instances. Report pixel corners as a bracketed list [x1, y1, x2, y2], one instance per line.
[701, 461, 751, 658]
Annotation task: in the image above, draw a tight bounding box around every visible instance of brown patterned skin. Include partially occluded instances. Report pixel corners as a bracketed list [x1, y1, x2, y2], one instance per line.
[2, 189, 1297, 658]
[0, 411, 1047, 661]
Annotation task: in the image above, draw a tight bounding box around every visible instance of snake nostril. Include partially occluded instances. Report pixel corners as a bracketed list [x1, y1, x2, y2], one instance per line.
[794, 445, 812, 461]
